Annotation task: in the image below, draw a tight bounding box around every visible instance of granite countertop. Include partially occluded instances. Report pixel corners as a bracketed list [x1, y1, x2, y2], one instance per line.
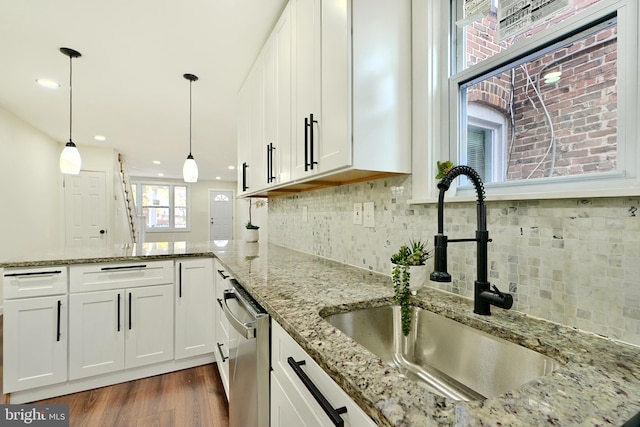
[211, 242, 640, 427]
[3, 241, 639, 426]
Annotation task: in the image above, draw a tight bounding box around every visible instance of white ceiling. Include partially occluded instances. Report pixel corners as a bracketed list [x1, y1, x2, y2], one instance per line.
[0, 0, 287, 181]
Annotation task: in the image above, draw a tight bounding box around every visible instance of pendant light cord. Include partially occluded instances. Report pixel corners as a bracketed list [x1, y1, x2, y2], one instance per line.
[189, 78, 193, 156]
[69, 54, 73, 141]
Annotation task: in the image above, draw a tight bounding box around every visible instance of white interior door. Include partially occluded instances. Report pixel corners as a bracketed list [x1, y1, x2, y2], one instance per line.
[64, 171, 107, 249]
[210, 190, 234, 242]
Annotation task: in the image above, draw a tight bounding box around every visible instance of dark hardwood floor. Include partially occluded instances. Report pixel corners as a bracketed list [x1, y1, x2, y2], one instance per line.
[1, 315, 229, 427]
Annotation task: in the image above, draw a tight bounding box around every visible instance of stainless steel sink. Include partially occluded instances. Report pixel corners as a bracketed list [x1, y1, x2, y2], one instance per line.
[323, 305, 561, 401]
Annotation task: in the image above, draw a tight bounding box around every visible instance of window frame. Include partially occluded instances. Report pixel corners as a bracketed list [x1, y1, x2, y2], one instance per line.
[131, 180, 192, 232]
[410, 0, 640, 203]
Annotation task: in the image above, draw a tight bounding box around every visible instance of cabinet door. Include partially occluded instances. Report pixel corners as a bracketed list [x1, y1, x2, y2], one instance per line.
[272, 321, 376, 427]
[4, 296, 67, 392]
[271, 372, 325, 427]
[126, 284, 174, 368]
[214, 311, 230, 398]
[69, 290, 124, 380]
[264, 4, 293, 186]
[214, 263, 233, 397]
[175, 259, 215, 359]
[238, 58, 265, 195]
[292, 0, 322, 180]
[319, 0, 351, 172]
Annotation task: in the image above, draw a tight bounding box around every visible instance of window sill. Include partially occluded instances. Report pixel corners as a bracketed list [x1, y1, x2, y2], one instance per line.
[409, 186, 640, 205]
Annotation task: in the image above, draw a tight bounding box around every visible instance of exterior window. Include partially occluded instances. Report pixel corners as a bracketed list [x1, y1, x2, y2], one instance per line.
[411, 0, 639, 201]
[465, 103, 508, 183]
[133, 182, 190, 231]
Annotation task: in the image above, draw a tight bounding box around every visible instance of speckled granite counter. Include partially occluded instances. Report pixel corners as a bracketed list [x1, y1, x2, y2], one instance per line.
[2, 241, 639, 426]
[211, 242, 640, 427]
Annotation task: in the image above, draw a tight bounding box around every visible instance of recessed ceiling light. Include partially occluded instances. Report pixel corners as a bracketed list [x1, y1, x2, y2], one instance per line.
[153, 160, 161, 165]
[158, 173, 164, 177]
[215, 176, 221, 180]
[94, 135, 106, 141]
[36, 79, 60, 89]
[228, 165, 235, 170]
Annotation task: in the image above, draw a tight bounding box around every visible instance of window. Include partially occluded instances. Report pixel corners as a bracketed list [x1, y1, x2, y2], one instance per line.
[411, 0, 640, 202]
[131, 182, 191, 231]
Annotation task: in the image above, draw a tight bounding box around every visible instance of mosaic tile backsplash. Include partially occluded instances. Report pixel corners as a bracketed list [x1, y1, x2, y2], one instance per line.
[268, 175, 640, 347]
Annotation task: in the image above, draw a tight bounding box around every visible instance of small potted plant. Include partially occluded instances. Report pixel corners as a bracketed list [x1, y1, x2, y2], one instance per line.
[245, 199, 265, 242]
[391, 240, 432, 335]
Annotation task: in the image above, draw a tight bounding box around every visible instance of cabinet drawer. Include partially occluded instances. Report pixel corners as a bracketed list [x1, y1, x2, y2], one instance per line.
[271, 321, 375, 427]
[70, 260, 173, 293]
[3, 266, 67, 299]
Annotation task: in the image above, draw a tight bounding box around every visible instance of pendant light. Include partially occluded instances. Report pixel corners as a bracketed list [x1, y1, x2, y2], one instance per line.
[59, 47, 82, 174]
[182, 73, 199, 183]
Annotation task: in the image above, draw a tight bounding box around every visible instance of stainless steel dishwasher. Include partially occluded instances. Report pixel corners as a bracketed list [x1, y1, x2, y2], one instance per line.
[221, 279, 270, 427]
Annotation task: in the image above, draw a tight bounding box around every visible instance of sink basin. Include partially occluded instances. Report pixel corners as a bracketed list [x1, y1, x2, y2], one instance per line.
[323, 305, 561, 401]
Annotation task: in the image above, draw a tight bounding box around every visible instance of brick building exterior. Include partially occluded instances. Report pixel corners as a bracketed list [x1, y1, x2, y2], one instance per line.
[462, 0, 617, 181]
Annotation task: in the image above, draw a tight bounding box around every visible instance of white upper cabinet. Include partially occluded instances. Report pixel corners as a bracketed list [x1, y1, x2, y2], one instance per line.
[238, 0, 411, 196]
[238, 58, 264, 196]
[291, 0, 323, 179]
[264, 4, 293, 187]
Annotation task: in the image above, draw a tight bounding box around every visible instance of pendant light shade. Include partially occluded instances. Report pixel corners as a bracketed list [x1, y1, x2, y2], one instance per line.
[59, 47, 82, 174]
[60, 142, 81, 174]
[183, 73, 199, 183]
[183, 154, 198, 183]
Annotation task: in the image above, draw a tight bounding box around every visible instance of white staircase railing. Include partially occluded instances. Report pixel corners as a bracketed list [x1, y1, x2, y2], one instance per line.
[118, 154, 137, 244]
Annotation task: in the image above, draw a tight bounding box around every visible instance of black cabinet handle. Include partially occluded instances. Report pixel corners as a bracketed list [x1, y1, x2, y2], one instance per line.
[128, 292, 132, 330]
[267, 144, 271, 183]
[242, 162, 249, 191]
[267, 143, 276, 183]
[216, 342, 229, 362]
[308, 113, 318, 170]
[287, 357, 347, 427]
[56, 300, 62, 342]
[101, 264, 147, 271]
[217, 269, 229, 279]
[117, 293, 121, 332]
[304, 117, 309, 171]
[178, 262, 182, 298]
[5, 270, 62, 277]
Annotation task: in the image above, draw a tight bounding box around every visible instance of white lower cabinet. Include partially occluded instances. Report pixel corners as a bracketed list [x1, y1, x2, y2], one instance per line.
[271, 321, 376, 427]
[213, 260, 233, 398]
[175, 259, 215, 359]
[69, 284, 174, 380]
[3, 295, 68, 393]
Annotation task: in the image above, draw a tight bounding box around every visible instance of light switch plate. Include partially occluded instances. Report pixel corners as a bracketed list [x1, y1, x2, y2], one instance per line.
[353, 203, 363, 225]
[363, 202, 375, 227]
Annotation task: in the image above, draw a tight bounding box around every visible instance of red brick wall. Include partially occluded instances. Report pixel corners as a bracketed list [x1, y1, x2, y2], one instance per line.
[461, 0, 616, 181]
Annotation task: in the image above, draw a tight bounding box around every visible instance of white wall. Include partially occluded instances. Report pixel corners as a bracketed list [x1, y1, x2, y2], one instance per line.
[0, 107, 64, 261]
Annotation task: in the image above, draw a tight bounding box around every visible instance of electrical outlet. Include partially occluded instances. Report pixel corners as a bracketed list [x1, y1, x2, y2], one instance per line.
[353, 203, 363, 225]
[363, 202, 375, 227]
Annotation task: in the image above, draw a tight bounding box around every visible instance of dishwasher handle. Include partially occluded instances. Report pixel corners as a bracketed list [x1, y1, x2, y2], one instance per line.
[222, 290, 256, 339]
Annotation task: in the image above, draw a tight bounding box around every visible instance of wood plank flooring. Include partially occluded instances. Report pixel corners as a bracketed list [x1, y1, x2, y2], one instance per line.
[1, 315, 229, 427]
[34, 364, 229, 427]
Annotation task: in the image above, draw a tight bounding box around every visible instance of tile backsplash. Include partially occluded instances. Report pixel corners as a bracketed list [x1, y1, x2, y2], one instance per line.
[269, 175, 640, 346]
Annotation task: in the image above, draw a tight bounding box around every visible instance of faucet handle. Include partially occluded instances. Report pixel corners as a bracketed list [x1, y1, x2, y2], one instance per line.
[491, 284, 504, 297]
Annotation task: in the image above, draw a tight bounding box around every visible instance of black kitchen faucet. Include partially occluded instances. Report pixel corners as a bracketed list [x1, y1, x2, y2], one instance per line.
[430, 165, 513, 315]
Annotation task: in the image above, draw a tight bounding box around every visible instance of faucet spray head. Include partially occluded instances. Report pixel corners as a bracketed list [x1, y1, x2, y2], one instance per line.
[430, 234, 452, 282]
